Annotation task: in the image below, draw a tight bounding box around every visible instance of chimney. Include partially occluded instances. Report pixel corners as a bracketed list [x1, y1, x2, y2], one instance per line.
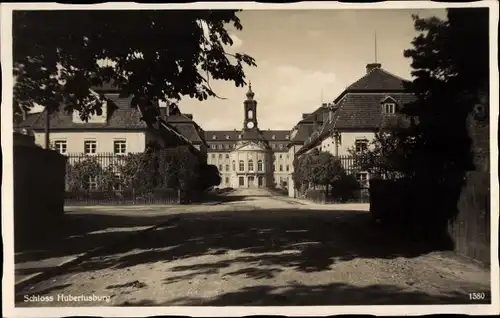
[328, 103, 338, 121]
[366, 63, 382, 74]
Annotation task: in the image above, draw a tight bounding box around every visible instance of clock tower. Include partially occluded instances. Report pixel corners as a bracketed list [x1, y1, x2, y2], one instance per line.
[243, 82, 258, 131]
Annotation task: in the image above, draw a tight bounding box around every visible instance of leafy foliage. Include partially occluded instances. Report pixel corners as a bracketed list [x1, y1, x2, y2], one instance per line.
[293, 149, 359, 201]
[199, 164, 222, 190]
[13, 10, 256, 123]
[347, 131, 419, 179]
[66, 156, 119, 191]
[403, 8, 489, 176]
[66, 145, 216, 200]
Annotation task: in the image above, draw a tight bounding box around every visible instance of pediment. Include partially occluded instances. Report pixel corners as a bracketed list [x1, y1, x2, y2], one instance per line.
[380, 95, 398, 104]
[236, 141, 267, 152]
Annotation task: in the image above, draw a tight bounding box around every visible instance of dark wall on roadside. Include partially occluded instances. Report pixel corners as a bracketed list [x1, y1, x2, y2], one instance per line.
[369, 110, 490, 265]
[14, 145, 67, 248]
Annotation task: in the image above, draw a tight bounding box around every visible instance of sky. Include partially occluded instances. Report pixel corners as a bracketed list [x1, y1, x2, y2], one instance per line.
[181, 9, 447, 131]
[27, 8, 448, 131]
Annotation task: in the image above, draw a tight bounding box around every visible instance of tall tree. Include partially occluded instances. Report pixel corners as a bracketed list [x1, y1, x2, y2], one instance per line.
[13, 10, 256, 124]
[403, 8, 489, 176]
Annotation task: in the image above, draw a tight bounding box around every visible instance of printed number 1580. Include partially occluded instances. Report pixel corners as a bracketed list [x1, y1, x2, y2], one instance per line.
[469, 292, 486, 300]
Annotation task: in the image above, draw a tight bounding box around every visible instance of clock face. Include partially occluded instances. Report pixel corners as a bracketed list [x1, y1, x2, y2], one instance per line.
[246, 121, 255, 129]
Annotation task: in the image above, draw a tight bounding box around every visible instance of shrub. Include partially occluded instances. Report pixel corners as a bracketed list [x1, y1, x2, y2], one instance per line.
[330, 173, 360, 202]
[305, 189, 326, 203]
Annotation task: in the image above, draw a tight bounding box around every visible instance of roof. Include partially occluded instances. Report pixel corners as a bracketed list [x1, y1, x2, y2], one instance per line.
[294, 64, 417, 155]
[16, 112, 40, 128]
[334, 64, 410, 103]
[204, 129, 290, 142]
[23, 95, 148, 130]
[15, 94, 207, 145]
[287, 105, 329, 146]
[331, 93, 416, 130]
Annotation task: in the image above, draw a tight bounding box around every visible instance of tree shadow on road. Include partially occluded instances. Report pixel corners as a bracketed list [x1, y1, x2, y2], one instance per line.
[15, 212, 180, 264]
[117, 282, 488, 306]
[56, 208, 449, 277]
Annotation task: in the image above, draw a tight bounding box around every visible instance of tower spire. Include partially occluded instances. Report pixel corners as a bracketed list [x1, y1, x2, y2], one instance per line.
[246, 80, 254, 100]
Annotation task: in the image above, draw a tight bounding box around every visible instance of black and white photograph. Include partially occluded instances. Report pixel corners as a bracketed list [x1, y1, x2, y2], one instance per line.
[2, 1, 499, 316]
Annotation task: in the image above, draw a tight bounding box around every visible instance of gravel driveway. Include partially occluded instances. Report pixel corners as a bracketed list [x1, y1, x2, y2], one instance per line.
[15, 189, 491, 306]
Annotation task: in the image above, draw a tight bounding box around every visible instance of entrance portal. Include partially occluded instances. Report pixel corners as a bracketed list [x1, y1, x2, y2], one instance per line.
[247, 176, 255, 188]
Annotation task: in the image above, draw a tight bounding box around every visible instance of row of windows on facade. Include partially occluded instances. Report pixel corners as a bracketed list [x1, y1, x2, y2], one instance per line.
[209, 143, 287, 150]
[211, 134, 290, 141]
[321, 139, 369, 152]
[52, 140, 127, 155]
[210, 153, 290, 160]
[215, 160, 290, 173]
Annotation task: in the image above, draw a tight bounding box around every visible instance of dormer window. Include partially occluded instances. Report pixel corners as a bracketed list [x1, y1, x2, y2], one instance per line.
[383, 103, 396, 114]
[225, 135, 230, 140]
[212, 135, 217, 140]
[272, 135, 276, 140]
[285, 135, 289, 140]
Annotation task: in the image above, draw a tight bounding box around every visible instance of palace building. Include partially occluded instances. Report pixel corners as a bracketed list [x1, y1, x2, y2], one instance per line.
[205, 84, 292, 189]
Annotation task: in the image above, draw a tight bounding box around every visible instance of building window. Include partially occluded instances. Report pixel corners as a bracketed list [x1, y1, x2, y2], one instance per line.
[225, 164, 229, 171]
[84, 140, 97, 155]
[238, 135, 242, 139]
[225, 154, 230, 159]
[218, 154, 222, 159]
[218, 144, 223, 149]
[356, 172, 369, 188]
[211, 144, 216, 149]
[239, 176, 244, 186]
[113, 140, 127, 155]
[279, 144, 283, 149]
[52, 140, 67, 154]
[257, 160, 263, 171]
[239, 160, 244, 172]
[88, 176, 98, 191]
[212, 135, 217, 140]
[225, 177, 230, 184]
[258, 176, 263, 187]
[355, 139, 368, 152]
[224, 144, 229, 149]
[272, 144, 276, 149]
[232, 160, 236, 171]
[279, 154, 283, 159]
[286, 154, 290, 159]
[248, 160, 254, 172]
[248, 109, 254, 119]
[273, 164, 276, 171]
[212, 154, 216, 159]
[272, 135, 276, 140]
[279, 164, 283, 172]
[286, 165, 289, 172]
[225, 135, 230, 140]
[383, 103, 396, 114]
[285, 135, 289, 140]
[219, 164, 223, 171]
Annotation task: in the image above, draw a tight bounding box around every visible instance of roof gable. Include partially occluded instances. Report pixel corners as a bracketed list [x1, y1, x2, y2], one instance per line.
[380, 95, 399, 104]
[236, 141, 267, 152]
